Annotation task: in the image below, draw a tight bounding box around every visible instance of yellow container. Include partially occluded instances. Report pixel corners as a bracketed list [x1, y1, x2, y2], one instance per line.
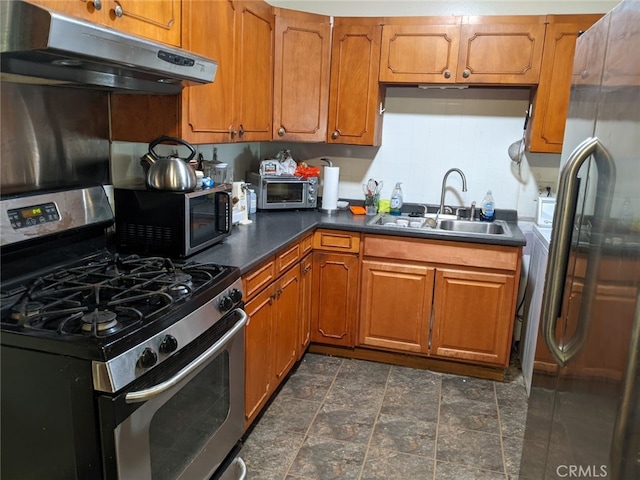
[378, 199, 390, 213]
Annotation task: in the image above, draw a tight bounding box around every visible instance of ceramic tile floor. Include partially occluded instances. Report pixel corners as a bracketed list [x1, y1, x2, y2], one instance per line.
[241, 353, 528, 480]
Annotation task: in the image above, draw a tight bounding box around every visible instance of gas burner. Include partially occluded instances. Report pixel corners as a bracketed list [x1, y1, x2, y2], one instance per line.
[169, 283, 192, 297]
[81, 310, 119, 333]
[10, 301, 44, 324]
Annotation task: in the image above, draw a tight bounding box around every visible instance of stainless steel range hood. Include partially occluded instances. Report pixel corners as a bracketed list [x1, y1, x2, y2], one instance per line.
[0, 1, 217, 95]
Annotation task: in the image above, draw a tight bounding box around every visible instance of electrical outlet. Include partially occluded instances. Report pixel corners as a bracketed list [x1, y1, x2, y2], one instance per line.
[538, 182, 554, 197]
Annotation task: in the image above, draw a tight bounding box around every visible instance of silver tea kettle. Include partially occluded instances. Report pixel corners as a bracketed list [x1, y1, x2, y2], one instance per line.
[141, 135, 197, 192]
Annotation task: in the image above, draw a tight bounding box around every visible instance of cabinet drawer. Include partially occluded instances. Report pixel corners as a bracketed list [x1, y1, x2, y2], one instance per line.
[300, 233, 313, 257]
[364, 235, 520, 271]
[313, 230, 361, 253]
[275, 241, 301, 276]
[243, 256, 276, 300]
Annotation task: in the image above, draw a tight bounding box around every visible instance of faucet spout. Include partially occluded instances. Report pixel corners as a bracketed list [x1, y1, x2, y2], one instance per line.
[438, 168, 468, 221]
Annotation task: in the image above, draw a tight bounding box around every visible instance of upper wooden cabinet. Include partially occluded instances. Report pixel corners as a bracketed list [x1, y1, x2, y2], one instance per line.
[178, 0, 236, 143]
[111, 0, 274, 144]
[379, 17, 461, 84]
[380, 15, 546, 85]
[272, 8, 331, 142]
[26, 0, 181, 46]
[234, 1, 275, 142]
[327, 18, 385, 146]
[526, 14, 602, 153]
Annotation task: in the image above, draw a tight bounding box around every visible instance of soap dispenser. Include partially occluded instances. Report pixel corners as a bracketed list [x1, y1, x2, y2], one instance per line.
[390, 182, 403, 216]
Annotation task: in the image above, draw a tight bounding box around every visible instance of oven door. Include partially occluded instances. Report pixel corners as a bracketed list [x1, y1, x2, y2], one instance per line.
[98, 309, 246, 480]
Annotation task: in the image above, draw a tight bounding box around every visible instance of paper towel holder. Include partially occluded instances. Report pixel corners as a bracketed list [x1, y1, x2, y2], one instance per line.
[319, 157, 340, 214]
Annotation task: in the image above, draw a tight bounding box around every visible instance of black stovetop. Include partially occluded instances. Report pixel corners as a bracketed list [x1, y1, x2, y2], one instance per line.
[0, 250, 240, 360]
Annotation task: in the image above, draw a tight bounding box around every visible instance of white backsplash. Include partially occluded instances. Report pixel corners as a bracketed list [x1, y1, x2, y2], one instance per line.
[263, 87, 561, 220]
[110, 88, 562, 221]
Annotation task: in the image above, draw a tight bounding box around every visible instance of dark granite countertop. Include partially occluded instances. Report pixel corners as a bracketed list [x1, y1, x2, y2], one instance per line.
[191, 208, 526, 274]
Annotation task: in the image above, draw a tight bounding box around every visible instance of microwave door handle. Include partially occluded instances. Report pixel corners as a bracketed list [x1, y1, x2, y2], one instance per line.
[541, 137, 615, 366]
[125, 309, 247, 404]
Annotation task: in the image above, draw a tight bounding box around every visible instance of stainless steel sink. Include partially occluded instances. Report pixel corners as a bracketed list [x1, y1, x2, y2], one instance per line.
[370, 214, 428, 229]
[438, 219, 507, 235]
[367, 214, 512, 237]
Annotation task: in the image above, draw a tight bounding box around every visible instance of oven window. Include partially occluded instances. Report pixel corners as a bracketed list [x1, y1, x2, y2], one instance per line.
[148, 352, 230, 480]
[190, 193, 220, 247]
[266, 182, 304, 204]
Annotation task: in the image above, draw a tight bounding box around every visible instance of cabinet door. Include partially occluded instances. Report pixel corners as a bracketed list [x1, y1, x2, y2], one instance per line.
[379, 21, 460, 84]
[106, 0, 181, 47]
[244, 284, 275, 428]
[359, 260, 434, 354]
[310, 251, 359, 347]
[273, 265, 301, 381]
[181, 0, 237, 143]
[234, 1, 274, 142]
[298, 254, 313, 359]
[327, 20, 384, 146]
[273, 9, 330, 141]
[431, 268, 516, 366]
[527, 15, 602, 153]
[457, 16, 546, 84]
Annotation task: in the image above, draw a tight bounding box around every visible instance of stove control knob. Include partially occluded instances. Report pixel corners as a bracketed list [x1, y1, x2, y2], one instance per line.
[138, 347, 158, 369]
[159, 335, 178, 355]
[229, 288, 243, 303]
[219, 296, 233, 312]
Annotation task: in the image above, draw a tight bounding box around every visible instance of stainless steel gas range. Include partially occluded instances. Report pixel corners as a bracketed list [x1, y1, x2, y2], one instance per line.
[0, 186, 247, 480]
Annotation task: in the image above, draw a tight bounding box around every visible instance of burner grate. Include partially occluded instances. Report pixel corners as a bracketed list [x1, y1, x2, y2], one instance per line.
[1, 254, 229, 338]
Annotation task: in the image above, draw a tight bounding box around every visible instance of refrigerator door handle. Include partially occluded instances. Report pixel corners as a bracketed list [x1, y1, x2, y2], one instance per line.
[541, 136, 615, 366]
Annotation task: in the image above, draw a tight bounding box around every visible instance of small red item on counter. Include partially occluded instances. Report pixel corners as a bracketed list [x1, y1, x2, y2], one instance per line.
[294, 165, 321, 178]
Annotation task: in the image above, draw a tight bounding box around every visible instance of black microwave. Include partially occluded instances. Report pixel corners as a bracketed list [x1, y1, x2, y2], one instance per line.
[114, 186, 232, 258]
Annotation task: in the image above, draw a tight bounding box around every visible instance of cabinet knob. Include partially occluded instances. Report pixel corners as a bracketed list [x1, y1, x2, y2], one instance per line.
[277, 127, 286, 137]
[113, 4, 124, 18]
[462, 69, 471, 79]
[443, 70, 451, 79]
[231, 129, 238, 138]
[91, 0, 102, 10]
[331, 130, 340, 140]
[239, 124, 245, 138]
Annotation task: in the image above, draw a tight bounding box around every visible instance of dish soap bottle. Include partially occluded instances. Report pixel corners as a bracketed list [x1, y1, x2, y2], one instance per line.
[390, 182, 403, 216]
[480, 190, 495, 222]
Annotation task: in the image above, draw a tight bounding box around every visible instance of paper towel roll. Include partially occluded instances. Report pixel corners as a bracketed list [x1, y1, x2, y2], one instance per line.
[321, 166, 340, 212]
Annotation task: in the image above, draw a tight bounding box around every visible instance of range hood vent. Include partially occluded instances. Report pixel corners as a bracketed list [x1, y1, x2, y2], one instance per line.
[0, 1, 217, 95]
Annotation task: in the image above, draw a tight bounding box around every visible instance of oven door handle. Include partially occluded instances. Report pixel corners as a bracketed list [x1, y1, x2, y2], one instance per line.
[125, 309, 247, 404]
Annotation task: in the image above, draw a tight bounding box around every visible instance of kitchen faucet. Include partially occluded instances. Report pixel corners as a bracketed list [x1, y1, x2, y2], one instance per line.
[437, 168, 468, 222]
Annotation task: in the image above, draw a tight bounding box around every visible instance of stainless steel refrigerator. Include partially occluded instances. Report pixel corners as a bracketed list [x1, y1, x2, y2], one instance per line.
[519, 0, 640, 478]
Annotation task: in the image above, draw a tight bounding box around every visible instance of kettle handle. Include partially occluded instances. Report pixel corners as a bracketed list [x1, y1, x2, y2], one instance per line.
[149, 135, 197, 162]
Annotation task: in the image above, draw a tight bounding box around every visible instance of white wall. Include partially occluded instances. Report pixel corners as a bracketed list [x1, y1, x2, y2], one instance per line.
[263, 87, 560, 219]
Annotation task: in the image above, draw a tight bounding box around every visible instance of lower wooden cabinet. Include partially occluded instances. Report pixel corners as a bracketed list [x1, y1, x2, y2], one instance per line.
[243, 246, 302, 429]
[298, 253, 313, 360]
[431, 268, 516, 366]
[244, 284, 275, 427]
[310, 251, 359, 347]
[273, 265, 301, 381]
[359, 259, 434, 353]
[359, 235, 521, 368]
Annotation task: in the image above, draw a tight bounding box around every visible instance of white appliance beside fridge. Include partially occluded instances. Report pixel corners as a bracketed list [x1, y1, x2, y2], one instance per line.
[519, 1, 640, 478]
